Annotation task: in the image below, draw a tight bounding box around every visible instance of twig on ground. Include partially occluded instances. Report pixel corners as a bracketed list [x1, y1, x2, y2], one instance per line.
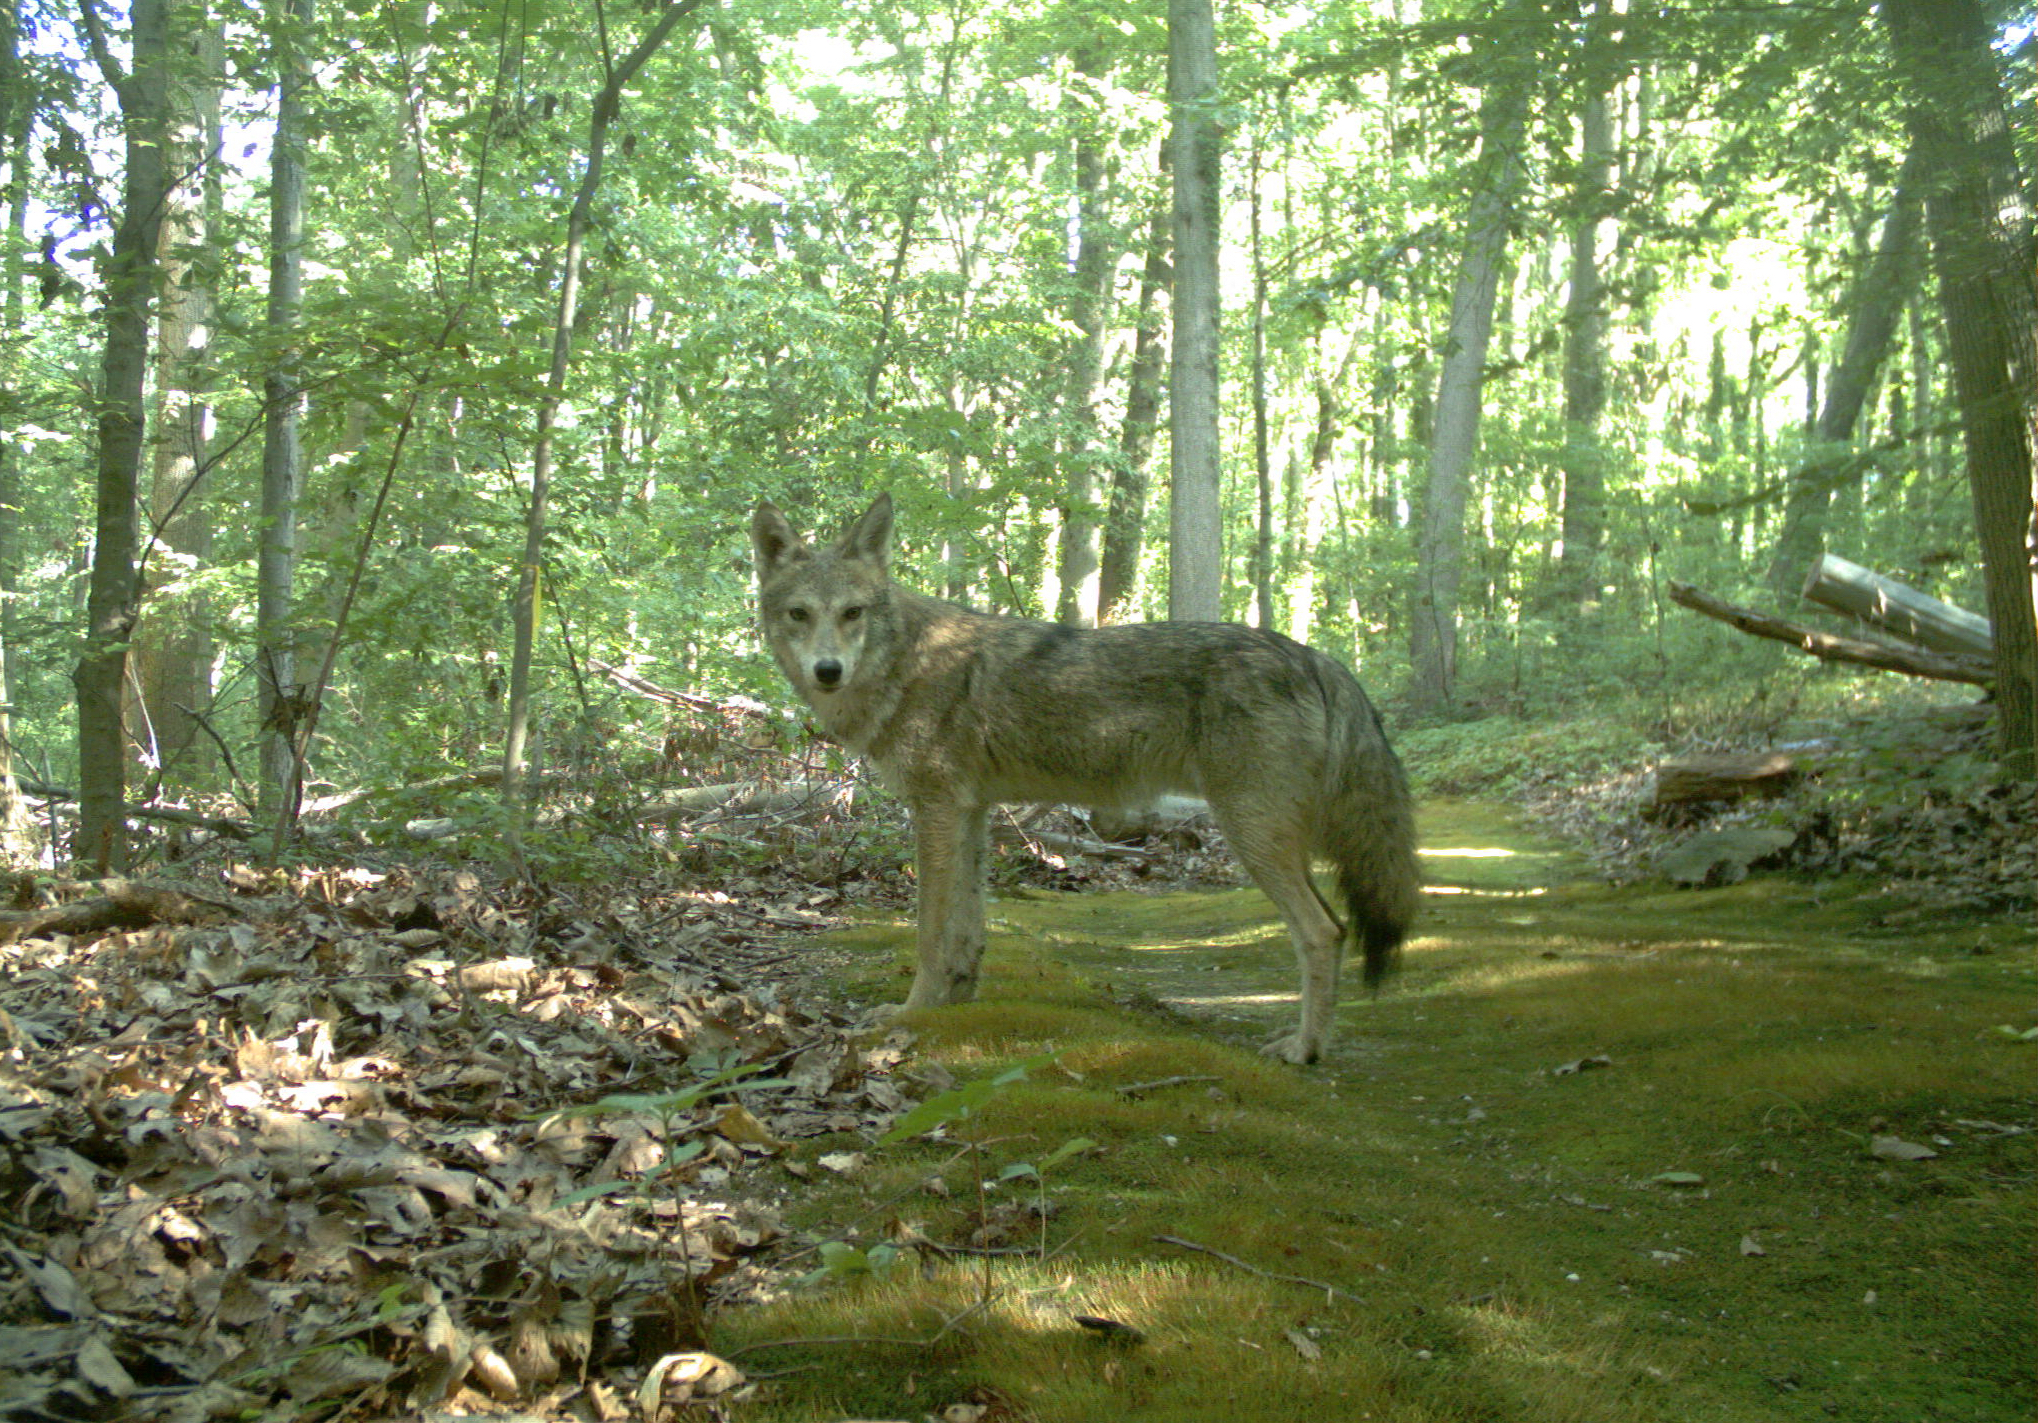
[1115, 1075, 1222, 1096]
[1153, 1233, 1365, 1305]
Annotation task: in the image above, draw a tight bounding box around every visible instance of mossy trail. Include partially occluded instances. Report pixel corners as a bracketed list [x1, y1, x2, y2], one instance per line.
[725, 800, 2035, 1423]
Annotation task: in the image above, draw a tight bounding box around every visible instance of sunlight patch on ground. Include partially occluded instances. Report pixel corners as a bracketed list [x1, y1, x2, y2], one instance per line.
[1420, 844, 1520, 858]
[1422, 883, 1548, 897]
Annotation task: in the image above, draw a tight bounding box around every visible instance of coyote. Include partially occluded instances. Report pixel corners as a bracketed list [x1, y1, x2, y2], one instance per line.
[750, 494, 1420, 1064]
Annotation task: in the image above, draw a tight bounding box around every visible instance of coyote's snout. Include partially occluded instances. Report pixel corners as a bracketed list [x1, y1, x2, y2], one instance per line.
[752, 494, 1420, 1065]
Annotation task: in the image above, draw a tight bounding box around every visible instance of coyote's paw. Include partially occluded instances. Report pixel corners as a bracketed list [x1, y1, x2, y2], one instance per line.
[1259, 1032, 1321, 1067]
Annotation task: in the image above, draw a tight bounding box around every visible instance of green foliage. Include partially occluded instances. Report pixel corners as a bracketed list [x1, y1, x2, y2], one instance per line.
[877, 1053, 1060, 1145]
[1396, 715, 1658, 800]
[0, 0, 2018, 838]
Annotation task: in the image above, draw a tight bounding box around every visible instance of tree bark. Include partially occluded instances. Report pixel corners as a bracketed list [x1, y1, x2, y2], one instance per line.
[72, 0, 173, 872]
[257, 0, 312, 826]
[1882, 0, 2038, 778]
[1410, 51, 1530, 714]
[132, 13, 221, 780]
[1801, 553, 1993, 657]
[0, 0, 32, 855]
[1763, 147, 1925, 602]
[1166, 0, 1222, 622]
[1668, 580, 1994, 685]
[1099, 157, 1169, 624]
[1054, 49, 1115, 628]
[1553, 2, 1614, 616]
[502, 0, 703, 858]
[1248, 110, 1274, 630]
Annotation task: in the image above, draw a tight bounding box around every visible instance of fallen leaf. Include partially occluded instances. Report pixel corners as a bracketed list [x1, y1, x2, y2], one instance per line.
[1073, 1314, 1145, 1345]
[1869, 1135, 1938, 1161]
[712, 1103, 783, 1150]
[1284, 1327, 1323, 1361]
[1649, 1171, 1705, 1187]
[1552, 1055, 1613, 1076]
[1739, 1235, 1766, 1257]
[637, 1351, 745, 1410]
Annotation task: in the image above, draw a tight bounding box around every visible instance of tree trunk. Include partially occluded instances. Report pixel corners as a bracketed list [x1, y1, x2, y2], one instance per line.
[1099, 157, 1169, 624]
[1054, 49, 1114, 628]
[1409, 55, 1530, 715]
[502, 0, 703, 857]
[1764, 147, 1925, 602]
[257, 0, 312, 826]
[72, 0, 174, 872]
[1668, 580, 1994, 685]
[1166, 0, 1223, 622]
[1248, 109, 1274, 630]
[1554, 8, 1614, 615]
[1801, 553, 1993, 657]
[1883, 0, 2038, 778]
[0, 0, 30, 854]
[132, 13, 221, 781]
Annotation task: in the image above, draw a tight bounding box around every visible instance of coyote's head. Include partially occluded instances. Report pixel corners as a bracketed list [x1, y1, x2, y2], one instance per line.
[751, 494, 895, 701]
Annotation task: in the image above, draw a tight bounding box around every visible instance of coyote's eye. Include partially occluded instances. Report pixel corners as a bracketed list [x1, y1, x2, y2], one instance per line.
[841, 606, 863, 622]
[786, 607, 809, 624]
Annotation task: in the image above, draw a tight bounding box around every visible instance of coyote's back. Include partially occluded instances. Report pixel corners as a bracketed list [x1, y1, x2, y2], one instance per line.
[752, 493, 1420, 1064]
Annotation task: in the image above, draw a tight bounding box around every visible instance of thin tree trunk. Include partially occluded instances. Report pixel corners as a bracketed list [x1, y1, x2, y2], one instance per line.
[1554, 7, 1614, 615]
[1099, 156, 1169, 624]
[502, 0, 703, 856]
[0, 0, 30, 853]
[1764, 147, 1925, 601]
[72, 0, 173, 872]
[133, 14, 221, 781]
[257, 0, 312, 824]
[1883, 0, 2038, 779]
[1054, 49, 1114, 628]
[1409, 58, 1530, 715]
[1167, 0, 1222, 622]
[1248, 109, 1274, 629]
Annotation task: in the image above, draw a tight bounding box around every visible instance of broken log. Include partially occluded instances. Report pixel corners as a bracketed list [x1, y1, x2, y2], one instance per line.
[634, 780, 853, 823]
[1801, 553, 1993, 656]
[1666, 581, 1994, 686]
[0, 880, 242, 947]
[1650, 752, 1803, 814]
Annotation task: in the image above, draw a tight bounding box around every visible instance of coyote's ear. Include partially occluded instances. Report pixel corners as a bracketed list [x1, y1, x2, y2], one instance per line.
[751, 501, 809, 577]
[842, 493, 893, 568]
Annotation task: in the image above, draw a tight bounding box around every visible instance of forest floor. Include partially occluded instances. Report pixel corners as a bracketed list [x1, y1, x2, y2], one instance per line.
[0, 777, 2030, 1423]
[718, 798, 2034, 1423]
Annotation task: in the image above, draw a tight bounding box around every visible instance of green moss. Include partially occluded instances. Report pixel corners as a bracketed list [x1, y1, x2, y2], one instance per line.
[718, 799, 2036, 1422]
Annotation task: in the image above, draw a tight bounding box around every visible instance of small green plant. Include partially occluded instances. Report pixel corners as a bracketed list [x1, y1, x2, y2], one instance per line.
[799, 1054, 1091, 1293]
[549, 1056, 793, 1209]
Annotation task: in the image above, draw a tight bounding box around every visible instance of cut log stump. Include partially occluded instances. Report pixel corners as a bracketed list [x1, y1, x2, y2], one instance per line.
[1650, 752, 1804, 815]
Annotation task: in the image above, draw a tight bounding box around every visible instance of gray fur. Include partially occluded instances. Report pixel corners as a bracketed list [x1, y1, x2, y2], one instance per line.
[752, 493, 1421, 1064]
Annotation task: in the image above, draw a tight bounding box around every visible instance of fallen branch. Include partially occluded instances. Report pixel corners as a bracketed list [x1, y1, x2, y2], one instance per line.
[18, 782, 256, 838]
[635, 780, 851, 823]
[1153, 1234, 1365, 1305]
[993, 824, 1155, 861]
[587, 657, 771, 720]
[1666, 581, 1994, 685]
[1114, 1075, 1223, 1096]
[0, 879, 243, 947]
[299, 767, 571, 817]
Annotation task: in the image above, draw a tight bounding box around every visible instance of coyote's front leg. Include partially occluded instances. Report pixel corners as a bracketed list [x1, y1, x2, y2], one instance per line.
[901, 799, 990, 1011]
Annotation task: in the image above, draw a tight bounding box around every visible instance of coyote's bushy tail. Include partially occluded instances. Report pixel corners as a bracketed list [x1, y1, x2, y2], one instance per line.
[1316, 676, 1422, 989]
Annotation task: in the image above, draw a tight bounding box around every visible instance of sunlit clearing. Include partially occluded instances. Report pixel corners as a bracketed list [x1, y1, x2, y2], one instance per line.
[1423, 884, 1547, 897]
[1420, 844, 1519, 858]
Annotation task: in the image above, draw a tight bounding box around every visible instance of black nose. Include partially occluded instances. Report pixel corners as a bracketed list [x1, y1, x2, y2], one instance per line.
[813, 659, 842, 687]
